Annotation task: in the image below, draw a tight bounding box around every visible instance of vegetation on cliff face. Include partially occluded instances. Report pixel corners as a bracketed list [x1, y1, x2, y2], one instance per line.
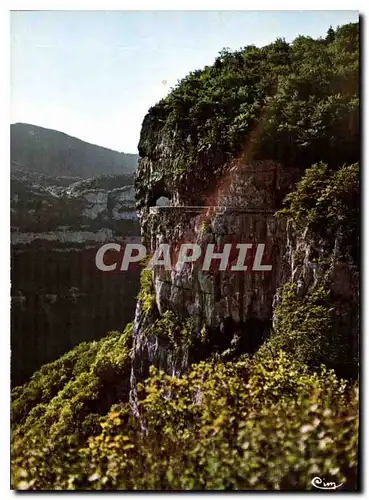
[138, 22, 358, 193]
[137, 269, 157, 314]
[262, 162, 359, 379]
[263, 281, 357, 379]
[280, 162, 359, 263]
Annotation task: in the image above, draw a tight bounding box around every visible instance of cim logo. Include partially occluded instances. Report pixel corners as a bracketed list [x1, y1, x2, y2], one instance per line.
[311, 477, 343, 490]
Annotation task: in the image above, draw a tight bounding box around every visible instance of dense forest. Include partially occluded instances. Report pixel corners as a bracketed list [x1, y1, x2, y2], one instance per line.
[11, 22, 359, 491]
[137, 22, 358, 203]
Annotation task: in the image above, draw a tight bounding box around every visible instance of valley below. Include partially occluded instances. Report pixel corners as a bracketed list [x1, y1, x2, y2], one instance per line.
[11, 123, 141, 386]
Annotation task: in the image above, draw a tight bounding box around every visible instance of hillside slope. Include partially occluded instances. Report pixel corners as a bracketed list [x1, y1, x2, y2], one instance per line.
[11, 122, 138, 178]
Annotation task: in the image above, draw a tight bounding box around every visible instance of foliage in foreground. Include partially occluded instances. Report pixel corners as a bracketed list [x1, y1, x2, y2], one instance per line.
[12, 325, 133, 478]
[12, 327, 358, 490]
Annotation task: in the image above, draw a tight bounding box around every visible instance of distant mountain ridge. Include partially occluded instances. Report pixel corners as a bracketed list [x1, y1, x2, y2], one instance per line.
[11, 122, 138, 178]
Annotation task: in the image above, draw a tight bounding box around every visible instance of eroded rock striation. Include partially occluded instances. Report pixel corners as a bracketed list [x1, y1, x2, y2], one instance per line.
[131, 146, 307, 414]
[132, 158, 358, 420]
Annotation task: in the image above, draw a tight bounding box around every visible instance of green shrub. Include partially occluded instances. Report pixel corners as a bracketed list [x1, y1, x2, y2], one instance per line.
[260, 282, 355, 377]
[12, 324, 133, 490]
[270, 162, 359, 378]
[12, 347, 358, 491]
[145, 310, 194, 350]
[137, 269, 156, 314]
[279, 162, 359, 253]
[11, 339, 103, 427]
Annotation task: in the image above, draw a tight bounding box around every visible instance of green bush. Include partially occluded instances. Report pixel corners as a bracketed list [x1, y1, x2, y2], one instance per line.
[279, 162, 359, 254]
[137, 269, 156, 314]
[260, 282, 356, 377]
[269, 162, 359, 378]
[12, 325, 133, 490]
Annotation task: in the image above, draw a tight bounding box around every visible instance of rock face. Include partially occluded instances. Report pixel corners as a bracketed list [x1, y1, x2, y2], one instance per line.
[272, 214, 359, 379]
[132, 136, 358, 414]
[130, 160, 305, 413]
[11, 165, 140, 387]
[130, 23, 359, 402]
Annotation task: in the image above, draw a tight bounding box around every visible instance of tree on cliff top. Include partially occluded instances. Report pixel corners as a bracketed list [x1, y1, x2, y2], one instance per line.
[139, 22, 359, 177]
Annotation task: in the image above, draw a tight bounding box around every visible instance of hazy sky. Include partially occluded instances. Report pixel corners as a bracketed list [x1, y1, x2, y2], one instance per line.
[11, 10, 358, 153]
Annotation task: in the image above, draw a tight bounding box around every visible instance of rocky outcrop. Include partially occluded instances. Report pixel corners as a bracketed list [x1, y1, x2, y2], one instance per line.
[130, 159, 305, 411]
[271, 214, 359, 379]
[130, 23, 359, 398]
[132, 121, 358, 408]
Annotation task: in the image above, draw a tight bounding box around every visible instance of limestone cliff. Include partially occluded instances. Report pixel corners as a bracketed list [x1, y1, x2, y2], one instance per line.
[131, 23, 359, 406]
[132, 159, 359, 419]
[269, 162, 359, 379]
[132, 157, 304, 409]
